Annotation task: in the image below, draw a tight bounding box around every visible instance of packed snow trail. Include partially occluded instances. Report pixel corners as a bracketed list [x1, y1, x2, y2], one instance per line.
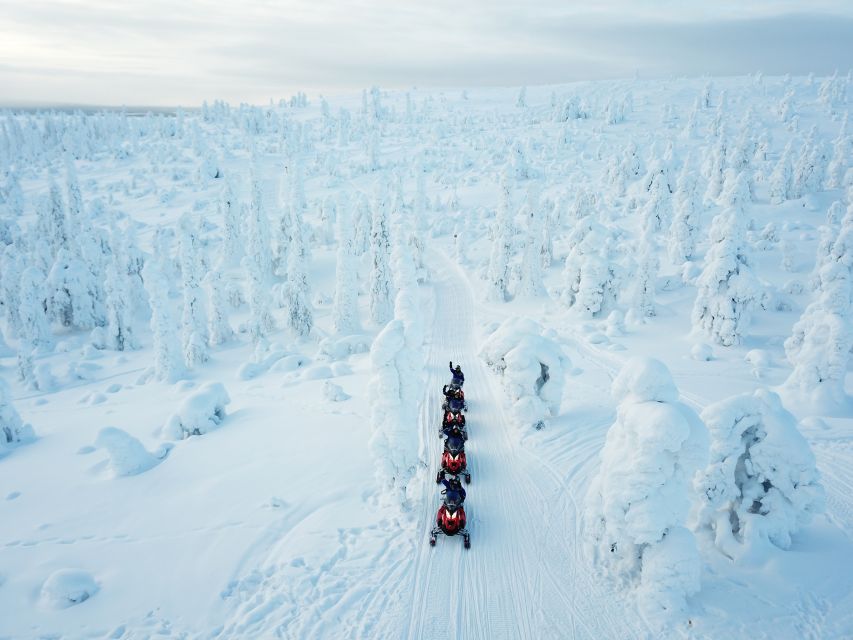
[402, 251, 645, 640]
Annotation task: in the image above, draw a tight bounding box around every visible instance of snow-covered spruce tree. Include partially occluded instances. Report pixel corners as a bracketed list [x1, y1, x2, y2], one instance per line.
[633, 230, 659, 319]
[19, 266, 53, 352]
[486, 178, 513, 302]
[246, 178, 274, 280]
[64, 154, 84, 239]
[218, 180, 243, 268]
[562, 218, 622, 318]
[518, 186, 546, 297]
[104, 254, 137, 351]
[703, 137, 727, 204]
[792, 128, 828, 198]
[0, 246, 24, 339]
[368, 188, 394, 325]
[142, 259, 186, 383]
[510, 139, 530, 179]
[0, 378, 35, 456]
[696, 389, 824, 563]
[46, 248, 100, 330]
[720, 170, 753, 214]
[332, 202, 360, 334]
[783, 262, 852, 412]
[826, 135, 850, 189]
[37, 182, 67, 256]
[204, 269, 234, 346]
[641, 173, 672, 235]
[669, 165, 700, 264]
[281, 210, 313, 338]
[768, 141, 793, 205]
[179, 215, 209, 368]
[368, 314, 423, 509]
[692, 208, 759, 347]
[584, 357, 709, 622]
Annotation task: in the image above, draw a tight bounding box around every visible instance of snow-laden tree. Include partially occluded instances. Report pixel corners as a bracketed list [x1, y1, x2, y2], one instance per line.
[19, 266, 53, 352]
[246, 179, 274, 280]
[510, 139, 530, 179]
[585, 357, 709, 622]
[332, 203, 360, 334]
[104, 253, 137, 351]
[179, 215, 209, 367]
[720, 169, 753, 214]
[792, 129, 828, 198]
[642, 173, 672, 235]
[480, 316, 571, 433]
[64, 155, 84, 239]
[518, 185, 546, 297]
[46, 248, 100, 330]
[562, 217, 622, 318]
[37, 182, 67, 256]
[703, 137, 727, 204]
[143, 259, 186, 383]
[633, 231, 659, 319]
[368, 314, 424, 510]
[204, 269, 234, 346]
[783, 262, 852, 413]
[768, 141, 794, 204]
[825, 135, 850, 189]
[669, 166, 701, 263]
[0, 246, 24, 339]
[218, 180, 243, 268]
[281, 214, 313, 338]
[369, 187, 395, 325]
[0, 378, 35, 457]
[486, 178, 513, 302]
[692, 208, 759, 346]
[696, 389, 824, 563]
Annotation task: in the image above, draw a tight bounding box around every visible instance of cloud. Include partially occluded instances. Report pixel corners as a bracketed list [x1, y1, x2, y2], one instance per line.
[0, 1, 851, 105]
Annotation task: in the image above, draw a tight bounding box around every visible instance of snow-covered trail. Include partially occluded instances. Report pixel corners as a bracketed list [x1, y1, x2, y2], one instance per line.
[402, 252, 645, 640]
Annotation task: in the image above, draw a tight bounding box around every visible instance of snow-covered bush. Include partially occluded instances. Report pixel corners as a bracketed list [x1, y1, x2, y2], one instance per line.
[480, 317, 570, 432]
[95, 427, 169, 477]
[0, 379, 35, 456]
[696, 389, 825, 563]
[323, 381, 350, 402]
[585, 357, 709, 622]
[163, 382, 231, 439]
[39, 569, 99, 609]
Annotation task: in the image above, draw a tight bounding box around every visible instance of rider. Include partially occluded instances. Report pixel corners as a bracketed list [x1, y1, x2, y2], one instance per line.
[449, 361, 464, 386]
[441, 475, 466, 506]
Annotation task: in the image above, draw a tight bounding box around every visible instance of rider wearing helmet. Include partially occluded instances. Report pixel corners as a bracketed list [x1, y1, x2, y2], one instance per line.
[441, 476, 466, 506]
[449, 361, 464, 386]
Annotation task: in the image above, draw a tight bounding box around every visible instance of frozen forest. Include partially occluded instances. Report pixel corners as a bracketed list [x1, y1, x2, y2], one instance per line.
[0, 74, 852, 639]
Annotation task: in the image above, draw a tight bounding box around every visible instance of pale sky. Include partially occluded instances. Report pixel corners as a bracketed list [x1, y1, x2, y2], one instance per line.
[1, 0, 852, 106]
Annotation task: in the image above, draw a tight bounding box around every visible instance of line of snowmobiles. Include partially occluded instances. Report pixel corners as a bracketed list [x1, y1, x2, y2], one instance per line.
[431, 361, 471, 550]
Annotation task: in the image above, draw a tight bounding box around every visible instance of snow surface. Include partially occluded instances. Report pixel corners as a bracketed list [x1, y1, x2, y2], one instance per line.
[1, 75, 852, 639]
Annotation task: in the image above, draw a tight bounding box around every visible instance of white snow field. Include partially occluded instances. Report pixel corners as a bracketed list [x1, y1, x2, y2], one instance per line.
[1, 75, 852, 639]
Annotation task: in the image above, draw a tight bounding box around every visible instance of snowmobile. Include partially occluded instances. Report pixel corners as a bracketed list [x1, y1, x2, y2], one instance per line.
[439, 409, 466, 438]
[430, 502, 470, 549]
[439, 476, 467, 506]
[436, 430, 471, 484]
[442, 391, 467, 414]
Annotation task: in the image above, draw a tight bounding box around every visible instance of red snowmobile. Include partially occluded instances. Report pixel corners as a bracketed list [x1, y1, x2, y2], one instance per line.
[436, 429, 471, 484]
[439, 409, 467, 438]
[430, 502, 470, 548]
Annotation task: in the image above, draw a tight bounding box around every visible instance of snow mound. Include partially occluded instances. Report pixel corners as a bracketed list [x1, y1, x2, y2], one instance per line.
[40, 569, 99, 609]
[690, 343, 713, 361]
[585, 357, 709, 623]
[480, 317, 571, 432]
[163, 382, 231, 439]
[95, 427, 169, 477]
[323, 381, 350, 402]
[696, 389, 825, 564]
